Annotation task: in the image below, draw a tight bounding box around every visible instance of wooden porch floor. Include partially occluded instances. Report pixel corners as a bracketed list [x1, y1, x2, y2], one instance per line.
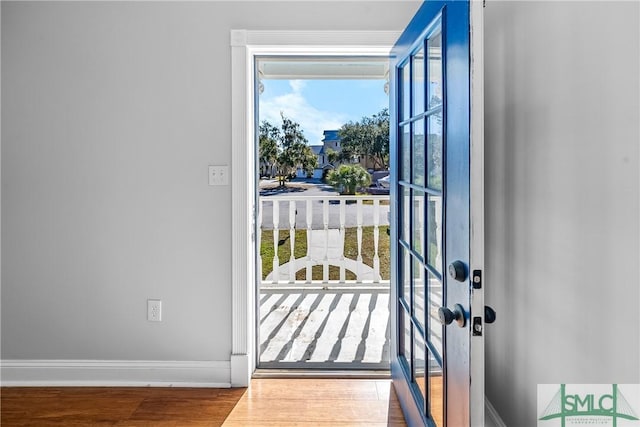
[259, 287, 390, 369]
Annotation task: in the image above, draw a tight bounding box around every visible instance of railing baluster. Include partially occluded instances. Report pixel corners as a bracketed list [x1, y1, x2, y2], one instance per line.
[356, 199, 363, 280]
[289, 200, 296, 283]
[323, 198, 329, 283]
[373, 199, 380, 282]
[306, 199, 313, 284]
[272, 199, 279, 284]
[339, 199, 346, 282]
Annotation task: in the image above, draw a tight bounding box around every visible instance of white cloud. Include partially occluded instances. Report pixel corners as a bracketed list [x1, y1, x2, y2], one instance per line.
[289, 80, 307, 93]
[259, 81, 346, 145]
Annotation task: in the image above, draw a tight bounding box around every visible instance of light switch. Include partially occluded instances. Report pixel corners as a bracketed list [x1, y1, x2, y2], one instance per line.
[209, 165, 229, 186]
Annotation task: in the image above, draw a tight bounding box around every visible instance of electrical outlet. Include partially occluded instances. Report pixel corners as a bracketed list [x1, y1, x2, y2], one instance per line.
[208, 165, 229, 186]
[147, 299, 162, 322]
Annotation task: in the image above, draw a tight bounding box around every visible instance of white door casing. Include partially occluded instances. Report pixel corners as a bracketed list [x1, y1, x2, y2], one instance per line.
[229, 30, 401, 386]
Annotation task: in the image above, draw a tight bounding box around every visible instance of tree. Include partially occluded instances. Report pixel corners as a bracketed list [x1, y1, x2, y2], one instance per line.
[338, 108, 389, 170]
[259, 121, 280, 178]
[326, 164, 371, 195]
[300, 148, 318, 178]
[325, 147, 340, 166]
[258, 113, 316, 186]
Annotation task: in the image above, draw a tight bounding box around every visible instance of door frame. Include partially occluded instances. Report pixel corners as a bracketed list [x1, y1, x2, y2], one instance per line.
[468, 2, 485, 425]
[229, 30, 401, 386]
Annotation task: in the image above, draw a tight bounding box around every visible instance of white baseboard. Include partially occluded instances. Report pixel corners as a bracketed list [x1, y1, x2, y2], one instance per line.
[230, 353, 250, 387]
[485, 397, 507, 427]
[0, 360, 231, 387]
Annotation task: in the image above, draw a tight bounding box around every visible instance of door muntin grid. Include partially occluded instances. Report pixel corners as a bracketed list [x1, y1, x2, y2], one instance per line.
[396, 15, 445, 423]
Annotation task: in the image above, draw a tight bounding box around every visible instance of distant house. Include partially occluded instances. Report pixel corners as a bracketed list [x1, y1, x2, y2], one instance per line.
[297, 129, 386, 179]
[320, 130, 341, 157]
[309, 145, 323, 164]
[318, 130, 341, 178]
[296, 130, 341, 179]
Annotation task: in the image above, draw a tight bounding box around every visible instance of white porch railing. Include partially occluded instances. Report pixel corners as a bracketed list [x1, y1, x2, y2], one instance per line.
[259, 195, 390, 285]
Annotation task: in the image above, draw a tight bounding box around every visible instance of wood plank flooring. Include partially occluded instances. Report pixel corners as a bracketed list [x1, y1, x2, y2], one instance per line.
[223, 379, 406, 426]
[259, 289, 390, 368]
[1, 379, 407, 426]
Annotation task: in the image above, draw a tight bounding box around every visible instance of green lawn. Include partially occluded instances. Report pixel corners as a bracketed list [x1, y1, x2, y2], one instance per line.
[260, 226, 391, 281]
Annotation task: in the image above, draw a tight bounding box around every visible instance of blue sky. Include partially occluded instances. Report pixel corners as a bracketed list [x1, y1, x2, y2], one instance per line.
[259, 79, 389, 145]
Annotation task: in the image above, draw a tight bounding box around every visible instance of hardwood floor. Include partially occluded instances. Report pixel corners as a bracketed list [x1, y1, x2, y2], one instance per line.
[223, 379, 406, 426]
[1, 379, 407, 426]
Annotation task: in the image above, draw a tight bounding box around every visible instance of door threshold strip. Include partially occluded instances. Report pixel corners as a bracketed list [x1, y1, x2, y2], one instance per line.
[252, 368, 391, 379]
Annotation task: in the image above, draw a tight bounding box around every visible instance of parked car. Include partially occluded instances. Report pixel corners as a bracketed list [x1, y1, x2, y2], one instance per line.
[377, 174, 390, 189]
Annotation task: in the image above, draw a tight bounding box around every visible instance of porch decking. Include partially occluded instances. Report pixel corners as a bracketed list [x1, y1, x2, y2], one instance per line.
[259, 286, 390, 369]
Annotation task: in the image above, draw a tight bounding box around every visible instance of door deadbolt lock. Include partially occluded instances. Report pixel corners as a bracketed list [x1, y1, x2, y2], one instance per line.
[448, 260, 467, 282]
[438, 303, 466, 328]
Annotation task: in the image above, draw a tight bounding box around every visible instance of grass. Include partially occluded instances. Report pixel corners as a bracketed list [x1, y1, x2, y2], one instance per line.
[361, 199, 390, 206]
[260, 226, 391, 281]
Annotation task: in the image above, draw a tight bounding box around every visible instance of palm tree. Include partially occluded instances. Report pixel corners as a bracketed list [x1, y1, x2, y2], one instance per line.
[326, 164, 371, 195]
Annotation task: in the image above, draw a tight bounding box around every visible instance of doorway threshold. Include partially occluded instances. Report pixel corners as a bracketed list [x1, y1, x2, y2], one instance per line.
[253, 368, 391, 379]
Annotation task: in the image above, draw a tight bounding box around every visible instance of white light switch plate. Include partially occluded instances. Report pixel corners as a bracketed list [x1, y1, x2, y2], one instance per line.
[209, 165, 229, 186]
[147, 299, 162, 322]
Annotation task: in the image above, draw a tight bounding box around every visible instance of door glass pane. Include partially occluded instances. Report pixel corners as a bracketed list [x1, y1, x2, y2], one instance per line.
[402, 308, 412, 365]
[402, 64, 411, 121]
[401, 186, 410, 244]
[428, 28, 443, 109]
[429, 350, 444, 426]
[412, 47, 425, 115]
[400, 246, 411, 306]
[401, 124, 411, 182]
[414, 328, 427, 411]
[412, 119, 425, 187]
[413, 258, 425, 331]
[427, 112, 443, 191]
[426, 194, 443, 273]
[412, 190, 425, 258]
[427, 271, 443, 358]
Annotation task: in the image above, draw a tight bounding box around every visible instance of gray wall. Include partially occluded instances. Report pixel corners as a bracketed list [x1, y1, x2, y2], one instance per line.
[3, 0, 638, 421]
[1, 1, 420, 362]
[484, 1, 640, 425]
